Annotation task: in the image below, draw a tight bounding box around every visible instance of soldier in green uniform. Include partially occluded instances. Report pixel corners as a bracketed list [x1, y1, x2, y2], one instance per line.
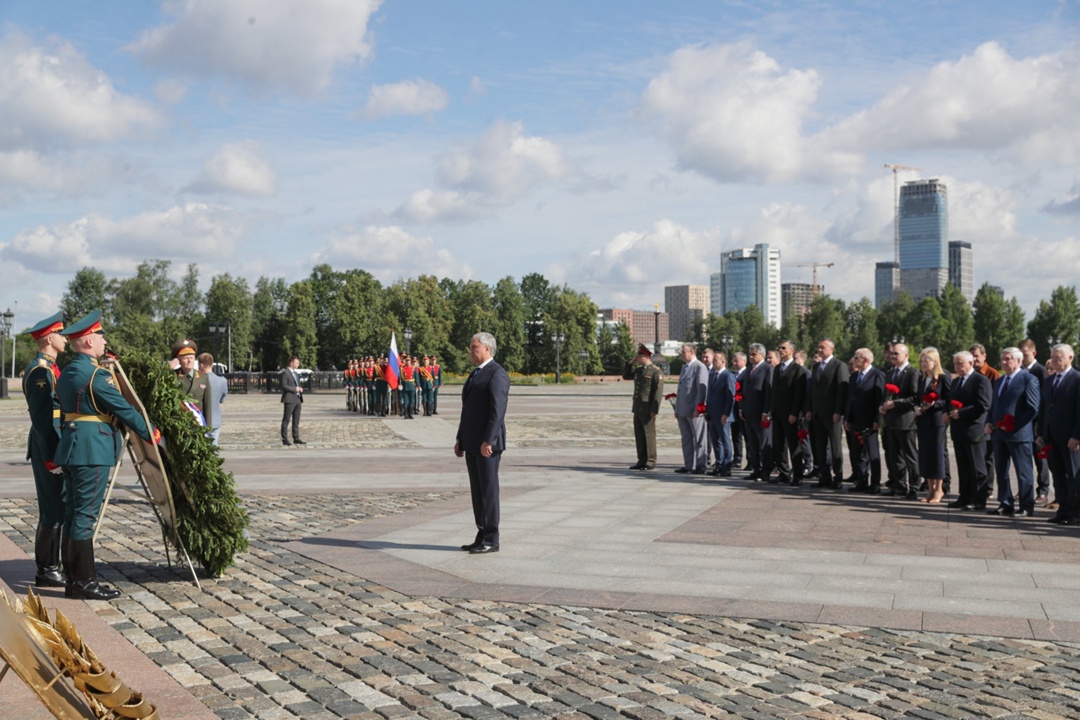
[56, 311, 159, 600]
[430, 355, 442, 415]
[623, 344, 664, 471]
[171, 338, 213, 427]
[22, 312, 68, 588]
[400, 357, 417, 419]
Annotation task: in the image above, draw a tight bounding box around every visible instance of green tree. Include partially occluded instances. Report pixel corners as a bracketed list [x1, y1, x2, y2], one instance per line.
[973, 283, 1025, 361]
[251, 276, 289, 371]
[702, 312, 741, 358]
[844, 298, 879, 360]
[283, 280, 318, 367]
[106, 259, 183, 356]
[333, 269, 384, 360]
[937, 283, 974, 363]
[1027, 285, 1080, 350]
[599, 321, 635, 374]
[61, 267, 109, 323]
[444, 280, 496, 373]
[876, 292, 916, 355]
[490, 276, 526, 373]
[520, 272, 556, 373]
[906, 296, 945, 354]
[735, 305, 777, 356]
[544, 286, 599, 378]
[801, 296, 848, 354]
[204, 274, 253, 371]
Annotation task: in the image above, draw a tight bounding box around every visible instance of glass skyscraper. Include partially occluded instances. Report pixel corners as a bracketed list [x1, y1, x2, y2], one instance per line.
[710, 243, 782, 327]
[898, 179, 948, 300]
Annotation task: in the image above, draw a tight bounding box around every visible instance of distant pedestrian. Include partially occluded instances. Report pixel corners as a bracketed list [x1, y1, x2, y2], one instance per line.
[281, 356, 305, 446]
[199, 353, 229, 445]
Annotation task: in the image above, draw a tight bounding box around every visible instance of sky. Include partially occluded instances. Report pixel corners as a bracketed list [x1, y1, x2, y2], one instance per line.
[1, 0, 1079, 329]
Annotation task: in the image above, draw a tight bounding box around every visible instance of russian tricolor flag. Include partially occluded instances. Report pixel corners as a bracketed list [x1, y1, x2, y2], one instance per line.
[386, 332, 401, 390]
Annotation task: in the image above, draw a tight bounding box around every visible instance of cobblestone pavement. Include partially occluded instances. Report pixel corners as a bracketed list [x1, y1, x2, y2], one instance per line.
[2, 495, 1079, 720]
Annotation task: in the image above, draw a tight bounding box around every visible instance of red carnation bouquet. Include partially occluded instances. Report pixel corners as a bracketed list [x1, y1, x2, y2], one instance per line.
[734, 381, 743, 403]
[921, 391, 938, 406]
[797, 428, 809, 441]
[1036, 444, 1053, 460]
[950, 399, 963, 410]
[664, 392, 677, 411]
[996, 414, 1016, 433]
[885, 383, 900, 398]
[761, 416, 772, 429]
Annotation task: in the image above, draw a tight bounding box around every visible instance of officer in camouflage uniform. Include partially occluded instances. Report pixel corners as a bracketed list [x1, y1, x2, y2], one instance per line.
[623, 344, 664, 471]
[22, 312, 68, 588]
[56, 311, 159, 600]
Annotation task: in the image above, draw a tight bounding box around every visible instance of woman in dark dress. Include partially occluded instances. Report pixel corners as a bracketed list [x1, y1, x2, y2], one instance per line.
[914, 347, 951, 503]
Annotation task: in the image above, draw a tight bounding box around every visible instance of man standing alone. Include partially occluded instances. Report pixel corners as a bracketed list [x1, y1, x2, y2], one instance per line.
[623, 344, 663, 471]
[281, 356, 305, 446]
[455, 333, 509, 554]
[674, 343, 709, 475]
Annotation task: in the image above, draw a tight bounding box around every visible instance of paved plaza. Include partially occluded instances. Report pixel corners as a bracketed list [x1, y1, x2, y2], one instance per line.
[2, 383, 1080, 719]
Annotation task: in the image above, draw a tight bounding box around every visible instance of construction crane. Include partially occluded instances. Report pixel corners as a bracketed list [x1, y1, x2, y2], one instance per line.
[784, 262, 834, 299]
[885, 163, 922, 265]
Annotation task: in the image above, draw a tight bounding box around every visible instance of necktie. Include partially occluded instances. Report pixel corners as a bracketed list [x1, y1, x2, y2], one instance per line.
[1053, 373, 1063, 396]
[999, 374, 1011, 397]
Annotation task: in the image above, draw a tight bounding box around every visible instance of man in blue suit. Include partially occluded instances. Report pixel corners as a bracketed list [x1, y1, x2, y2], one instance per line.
[1036, 344, 1080, 524]
[985, 347, 1041, 517]
[705, 349, 736, 476]
[455, 332, 509, 554]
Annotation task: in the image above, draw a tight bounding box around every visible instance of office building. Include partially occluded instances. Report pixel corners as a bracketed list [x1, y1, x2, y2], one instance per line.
[875, 261, 899, 308]
[898, 179, 948, 301]
[948, 240, 974, 304]
[664, 285, 710, 342]
[781, 283, 815, 321]
[710, 243, 782, 327]
[598, 308, 669, 346]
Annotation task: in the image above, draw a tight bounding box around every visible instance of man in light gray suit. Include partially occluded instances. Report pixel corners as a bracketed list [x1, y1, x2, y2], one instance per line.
[675, 343, 710, 474]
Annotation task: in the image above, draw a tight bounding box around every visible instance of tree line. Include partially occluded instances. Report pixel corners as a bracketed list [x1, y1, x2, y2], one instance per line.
[693, 282, 1080, 370]
[27, 260, 636, 377]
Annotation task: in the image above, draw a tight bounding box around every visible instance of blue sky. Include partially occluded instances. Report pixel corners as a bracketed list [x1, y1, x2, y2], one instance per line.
[1, 0, 1078, 329]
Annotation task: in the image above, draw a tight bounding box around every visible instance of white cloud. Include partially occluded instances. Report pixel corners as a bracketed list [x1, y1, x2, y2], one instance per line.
[185, 142, 277, 196]
[469, 77, 486, 96]
[824, 43, 1080, 165]
[312, 225, 469, 281]
[0, 29, 161, 152]
[1043, 174, 1080, 216]
[359, 79, 448, 120]
[1, 203, 245, 274]
[128, 0, 382, 95]
[396, 120, 567, 222]
[640, 42, 859, 184]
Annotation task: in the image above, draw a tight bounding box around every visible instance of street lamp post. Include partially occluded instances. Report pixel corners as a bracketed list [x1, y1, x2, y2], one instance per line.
[551, 332, 565, 384]
[403, 327, 413, 355]
[578, 348, 589, 376]
[209, 323, 232, 371]
[720, 334, 733, 359]
[0, 308, 12, 379]
[653, 303, 660, 359]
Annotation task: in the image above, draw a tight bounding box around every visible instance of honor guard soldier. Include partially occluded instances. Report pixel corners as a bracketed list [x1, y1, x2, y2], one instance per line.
[431, 355, 442, 414]
[345, 359, 357, 412]
[418, 356, 435, 415]
[374, 356, 390, 416]
[56, 311, 160, 600]
[623, 344, 664, 471]
[362, 357, 375, 415]
[171, 338, 213, 427]
[22, 312, 68, 588]
[400, 356, 417, 419]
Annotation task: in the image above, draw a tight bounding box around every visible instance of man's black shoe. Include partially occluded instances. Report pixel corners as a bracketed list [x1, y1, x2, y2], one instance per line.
[460, 541, 481, 551]
[691, 468, 706, 475]
[674, 467, 690, 474]
[947, 500, 965, 508]
[469, 544, 499, 554]
[71, 580, 121, 601]
[629, 463, 645, 470]
[904, 490, 919, 500]
[988, 506, 1014, 516]
[867, 485, 882, 495]
[1018, 509, 1035, 518]
[293, 438, 307, 445]
[35, 567, 66, 588]
[1047, 516, 1064, 524]
[708, 468, 722, 476]
[282, 439, 292, 446]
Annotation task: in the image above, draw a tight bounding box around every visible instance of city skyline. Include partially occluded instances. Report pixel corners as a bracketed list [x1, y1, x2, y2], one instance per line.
[1, 1, 1078, 328]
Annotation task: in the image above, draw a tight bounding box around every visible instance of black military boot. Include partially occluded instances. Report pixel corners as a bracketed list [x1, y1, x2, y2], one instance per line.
[34, 525, 67, 587]
[69, 539, 121, 601]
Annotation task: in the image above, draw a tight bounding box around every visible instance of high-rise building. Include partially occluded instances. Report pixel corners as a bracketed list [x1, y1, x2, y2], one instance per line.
[598, 308, 669, 347]
[781, 283, 816, 322]
[948, 240, 974, 304]
[664, 285, 709, 342]
[710, 243, 782, 327]
[898, 179, 948, 301]
[875, 261, 899, 308]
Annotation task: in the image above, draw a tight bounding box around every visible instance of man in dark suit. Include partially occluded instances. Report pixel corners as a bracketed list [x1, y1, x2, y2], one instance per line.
[807, 339, 849, 489]
[1020, 338, 1051, 504]
[730, 352, 748, 469]
[880, 343, 919, 499]
[705, 349, 736, 476]
[945, 350, 992, 510]
[986, 347, 1041, 517]
[454, 332, 510, 554]
[1036, 344, 1080, 524]
[280, 355, 305, 445]
[845, 348, 884, 493]
[740, 343, 773, 481]
[769, 340, 806, 485]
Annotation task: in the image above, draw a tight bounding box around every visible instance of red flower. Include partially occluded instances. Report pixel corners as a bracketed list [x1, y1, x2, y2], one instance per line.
[885, 383, 900, 396]
[996, 414, 1016, 433]
[664, 393, 677, 401]
[797, 429, 809, 441]
[950, 399, 963, 409]
[856, 433, 865, 445]
[734, 393, 743, 403]
[922, 391, 938, 405]
[735, 381, 742, 392]
[695, 403, 707, 415]
[761, 417, 772, 429]
[1036, 444, 1053, 460]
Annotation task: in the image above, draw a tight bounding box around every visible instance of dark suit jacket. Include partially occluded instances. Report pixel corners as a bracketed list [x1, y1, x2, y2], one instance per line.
[882, 364, 918, 430]
[846, 367, 884, 431]
[740, 361, 772, 421]
[1026, 361, 1046, 384]
[914, 373, 951, 428]
[988, 370, 1040, 443]
[948, 372, 991, 443]
[770, 361, 805, 419]
[457, 360, 510, 454]
[706, 368, 736, 421]
[809, 356, 849, 419]
[281, 367, 303, 404]
[1038, 369, 1080, 445]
